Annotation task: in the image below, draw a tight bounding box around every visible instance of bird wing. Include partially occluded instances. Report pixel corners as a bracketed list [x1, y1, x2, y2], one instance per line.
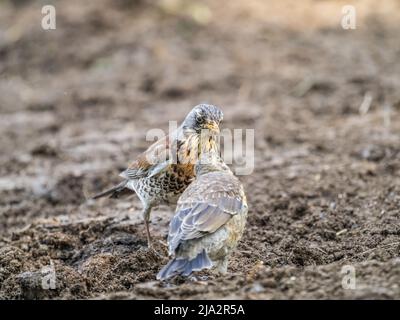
[119, 135, 171, 179]
[168, 173, 244, 254]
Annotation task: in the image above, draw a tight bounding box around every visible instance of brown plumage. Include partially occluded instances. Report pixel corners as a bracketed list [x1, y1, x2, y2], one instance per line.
[93, 104, 223, 248]
[157, 153, 248, 280]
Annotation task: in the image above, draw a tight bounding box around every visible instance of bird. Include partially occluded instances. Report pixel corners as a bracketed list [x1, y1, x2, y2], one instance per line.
[92, 104, 223, 248]
[157, 152, 248, 280]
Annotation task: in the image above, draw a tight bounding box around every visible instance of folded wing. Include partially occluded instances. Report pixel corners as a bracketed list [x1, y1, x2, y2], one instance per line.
[168, 186, 244, 254]
[119, 135, 171, 180]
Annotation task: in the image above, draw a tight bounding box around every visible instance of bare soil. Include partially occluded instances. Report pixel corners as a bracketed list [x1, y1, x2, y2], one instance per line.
[0, 0, 399, 299]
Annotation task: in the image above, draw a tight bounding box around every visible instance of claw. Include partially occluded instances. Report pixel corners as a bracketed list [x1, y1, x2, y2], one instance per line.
[147, 246, 163, 258]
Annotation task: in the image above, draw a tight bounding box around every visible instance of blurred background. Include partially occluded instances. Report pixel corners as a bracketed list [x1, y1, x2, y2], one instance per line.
[0, 0, 399, 299]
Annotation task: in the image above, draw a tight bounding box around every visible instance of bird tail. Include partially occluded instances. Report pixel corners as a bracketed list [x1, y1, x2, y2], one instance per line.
[92, 180, 130, 199]
[157, 249, 213, 280]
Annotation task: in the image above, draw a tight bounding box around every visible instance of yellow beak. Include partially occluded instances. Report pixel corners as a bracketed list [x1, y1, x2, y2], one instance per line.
[204, 121, 220, 134]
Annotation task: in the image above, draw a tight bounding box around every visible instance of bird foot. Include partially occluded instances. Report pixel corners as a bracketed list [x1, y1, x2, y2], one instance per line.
[188, 275, 209, 282]
[146, 245, 163, 258]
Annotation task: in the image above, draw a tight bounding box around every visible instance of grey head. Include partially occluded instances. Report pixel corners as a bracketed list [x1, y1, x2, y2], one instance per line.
[182, 104, 223, 134]
[195, 152, 231, 176]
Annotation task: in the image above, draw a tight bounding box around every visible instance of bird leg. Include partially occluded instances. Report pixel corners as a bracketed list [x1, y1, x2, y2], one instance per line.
[214, 258, 228, 275]
[141, 206, 164, 258]
[142, 205, 152, 248]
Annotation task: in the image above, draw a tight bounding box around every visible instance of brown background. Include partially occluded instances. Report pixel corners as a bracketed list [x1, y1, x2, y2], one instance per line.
[0, 0, 399, 299]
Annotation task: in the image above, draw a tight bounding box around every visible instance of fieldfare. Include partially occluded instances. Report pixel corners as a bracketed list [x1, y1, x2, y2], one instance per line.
[93, 104, 223, 248]
[157, 152, 248, 280]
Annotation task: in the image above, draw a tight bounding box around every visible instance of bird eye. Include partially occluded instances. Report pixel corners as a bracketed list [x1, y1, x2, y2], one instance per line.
[195, 112, 204, 123]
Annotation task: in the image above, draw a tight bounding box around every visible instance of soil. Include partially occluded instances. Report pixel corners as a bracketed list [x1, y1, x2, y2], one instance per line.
[0, 0, 399, 299]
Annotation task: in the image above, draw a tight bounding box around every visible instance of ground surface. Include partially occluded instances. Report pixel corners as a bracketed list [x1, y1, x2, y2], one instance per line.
[0, 0, 399, 299]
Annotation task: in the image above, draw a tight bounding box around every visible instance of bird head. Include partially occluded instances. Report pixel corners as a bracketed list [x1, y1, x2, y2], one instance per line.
[182, 104, 223, 135]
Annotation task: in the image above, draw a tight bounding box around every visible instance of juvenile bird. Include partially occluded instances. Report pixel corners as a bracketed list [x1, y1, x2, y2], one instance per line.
[93, 104, 223, 248]
[157, 153, 248, 280]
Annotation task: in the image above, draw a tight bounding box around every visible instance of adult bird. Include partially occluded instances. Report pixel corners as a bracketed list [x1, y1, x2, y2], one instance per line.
[92, 104, 223, 248]
[157, 153, 248, 280]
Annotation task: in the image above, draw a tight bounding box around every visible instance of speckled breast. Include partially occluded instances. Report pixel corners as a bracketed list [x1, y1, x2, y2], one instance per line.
[132, 164, 195, 206]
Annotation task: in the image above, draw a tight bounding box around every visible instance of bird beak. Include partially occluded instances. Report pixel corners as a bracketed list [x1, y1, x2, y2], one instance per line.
[204, 121, 220, 134]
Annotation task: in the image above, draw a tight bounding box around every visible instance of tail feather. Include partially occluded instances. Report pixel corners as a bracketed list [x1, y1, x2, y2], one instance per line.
[157, 249, 213, 280]
[92, 180, 130, 199]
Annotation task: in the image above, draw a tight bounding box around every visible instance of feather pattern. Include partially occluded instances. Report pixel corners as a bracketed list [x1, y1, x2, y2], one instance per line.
[157, 156, 248, 280]
[92, 104, 224, 248]
[167, 171, 245, 255]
